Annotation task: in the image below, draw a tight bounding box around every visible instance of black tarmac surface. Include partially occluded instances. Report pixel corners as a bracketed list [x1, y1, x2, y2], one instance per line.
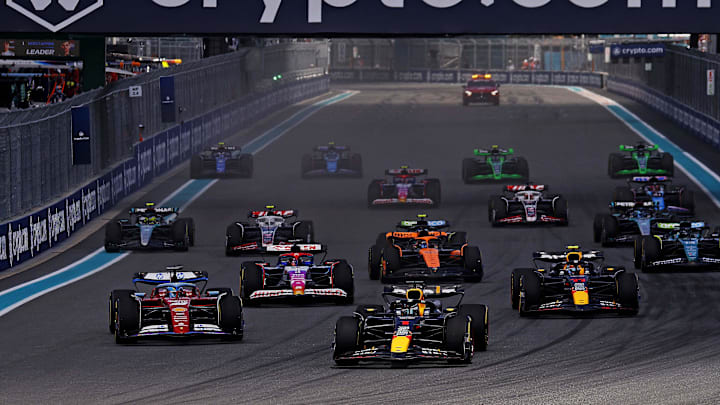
[1, 84, 719, 404]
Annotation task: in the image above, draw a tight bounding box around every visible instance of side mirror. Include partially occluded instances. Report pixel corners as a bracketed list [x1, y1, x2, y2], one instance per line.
[133, 292, 146, 299]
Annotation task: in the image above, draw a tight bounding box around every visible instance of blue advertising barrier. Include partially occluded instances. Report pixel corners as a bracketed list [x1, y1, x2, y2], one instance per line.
[0, 76, 329, 272]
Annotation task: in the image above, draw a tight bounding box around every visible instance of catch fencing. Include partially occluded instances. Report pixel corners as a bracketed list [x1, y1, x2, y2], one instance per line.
[331, 38, 592, 72]
[0, 41, 329, 222]
[593, 45, 720, 152]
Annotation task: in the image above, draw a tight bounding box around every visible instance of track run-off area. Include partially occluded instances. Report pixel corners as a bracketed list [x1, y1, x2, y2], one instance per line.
[1, 84, 719, 404]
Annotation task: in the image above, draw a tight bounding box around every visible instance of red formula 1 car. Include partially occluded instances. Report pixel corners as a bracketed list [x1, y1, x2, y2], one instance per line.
[367, 167, 441, 208]
[109, 266, 244, 344]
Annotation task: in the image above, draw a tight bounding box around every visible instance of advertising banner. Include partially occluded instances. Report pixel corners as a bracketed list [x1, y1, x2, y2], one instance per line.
[160, 76, 176, 123]
[610, 43, 666, 59]
[71, 106, 91, 165]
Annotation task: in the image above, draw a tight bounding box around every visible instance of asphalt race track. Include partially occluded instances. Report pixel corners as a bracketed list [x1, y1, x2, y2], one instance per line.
[1, 84, 719, 404]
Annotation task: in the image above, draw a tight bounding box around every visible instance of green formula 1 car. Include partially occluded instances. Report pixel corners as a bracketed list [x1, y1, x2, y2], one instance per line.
[608, 144, 674, 179]
[462, 146, 529, 184]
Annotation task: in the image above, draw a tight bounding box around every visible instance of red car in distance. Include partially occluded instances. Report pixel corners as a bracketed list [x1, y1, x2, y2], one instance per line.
[462, 74, 500, 106]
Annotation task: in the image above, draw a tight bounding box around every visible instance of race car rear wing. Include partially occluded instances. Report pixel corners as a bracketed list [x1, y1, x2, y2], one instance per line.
[383, 283, 464, 299]
[533, 250, 604, 262]
[133, 266, 209, 285]
[474, 147, 513, 156]
[130, 207, 178, 215]
[248, 209, 297, 219]
[630, 176, 670, 183]
[265, 244, 325, 253]
[619, 144, 658, 152]
[506, 184, 545, 192]
[315, 145, 347, 151]
[609, 201, 654, 209]
[656, 221, 706, 230]
[385, 168, 427, 176]
[210, 145, 237, 151]
[397, 219, 449, 230]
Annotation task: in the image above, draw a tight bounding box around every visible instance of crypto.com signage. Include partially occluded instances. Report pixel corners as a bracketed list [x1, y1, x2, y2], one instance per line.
[0, 0, 717, 34]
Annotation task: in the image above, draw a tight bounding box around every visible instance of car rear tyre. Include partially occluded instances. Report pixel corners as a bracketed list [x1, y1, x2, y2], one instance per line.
[241, 262, 264, 306]
[381, 245, 401, 283]
[448, 231, 467, 248]
[109, 289, 135, 334]
[600, 215, 619, 247]
[463, 246, 483, 282]
[172, 220, 190, 251]
[114, 294, 139, 344]
[640, 236, 661, 273]
[293, 221, 314, 243]
[489, 196, 507, 227]
[458, 304, 488, 351]
[219, 295, 244, 340]
[332, 263, 354, 305]
[515, 157, 530, 182]
[519, 273, 542, 317]
[334, 317, 361, 366]
[225, 224, 242, 256]
[511, 268, 536, 310]
[660, 153, 674, 176]
[350, 154, 363, 177]
[301, 154, 312, 178]
[104, 222, 122, 253]
[445, 314, 472, 364]
[608, 153, 624, 178]
[426, 179, 442, 208]
[239, 154, 253, 178]
[616, 272, 639, 315]
[368, 244, 382, 280]
[462, 158, 479, 183]
[367, 182, 382, 208]
[553, 196, 569, 225]
[190, 155, 203, 179]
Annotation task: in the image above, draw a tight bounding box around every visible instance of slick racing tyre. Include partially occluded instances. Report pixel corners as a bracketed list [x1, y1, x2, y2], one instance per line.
[219, 295, 244, 341]
[104, 222, 122, 253]
[180, 217, 196, 247]
[333, 316, 361, 366]
[553, 197, 569, 225]
[462, 158, 479, 183]
[447, 231, 467, 248]
[239, 154, 254, 178]
[426, 179, 442, 208]
[458, 304, 489, 352]
[109, 289, 135, 334]
[660, 153, 674, 177]
[511, 268, 536, 310]
[600, 215, 619, 247]
[640, 236, 661, 273]
[445, 314, 472, 364]
[519, 272, 541, 317]
[114, 294, 139, 344]
[368, 244, 382, 281]
[367, 182, 382, 208]
[172, 220, 190, 251]
[225, 224, 242, 256]
[293, 221, 314, 243]
[241, 262, 264, 306]
[615, 272, 639, 315]
[489, 196, 507, 227]
[301, 154, 312, 178]
[680, 190, 695, 213]
[463, 246, 483, 282]
[608, 153, 624, 178]
[190, 155, 203, 179]
[350, 154, 363, 177]
[515, 157, 530, 182]
[633, 237, 643, 269]
[593, 214, 604, 243]
[354, 305, 384, 320]
[332, 262, 355, 305]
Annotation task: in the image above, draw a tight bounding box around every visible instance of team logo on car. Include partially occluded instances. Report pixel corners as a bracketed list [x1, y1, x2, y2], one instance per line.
[6, 0, 104, 32]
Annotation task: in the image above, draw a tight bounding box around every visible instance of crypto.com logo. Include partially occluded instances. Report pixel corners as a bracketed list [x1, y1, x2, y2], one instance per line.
[6, 0, 104, 32]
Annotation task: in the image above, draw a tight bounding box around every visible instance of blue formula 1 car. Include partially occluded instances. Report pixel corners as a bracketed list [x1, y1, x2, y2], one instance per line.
[635, 221, 720, 272]
[190, 143, 253, 178]
[511, 246, 639, 316]
[594, 201, 684, 247]
[612, 176, 694, 214]
[301, 143, 362, 178]
[333, 283, 488, 366]
[104, 203, 195, 252]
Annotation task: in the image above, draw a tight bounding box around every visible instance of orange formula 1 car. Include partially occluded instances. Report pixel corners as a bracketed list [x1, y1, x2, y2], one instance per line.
[367, 215, 483, 283]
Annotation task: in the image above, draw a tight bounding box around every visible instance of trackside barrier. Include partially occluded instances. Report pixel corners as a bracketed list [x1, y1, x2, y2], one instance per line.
[329, 69, 605, 88]
[0, 76, 330, 272]
[607, 76, 720, 151]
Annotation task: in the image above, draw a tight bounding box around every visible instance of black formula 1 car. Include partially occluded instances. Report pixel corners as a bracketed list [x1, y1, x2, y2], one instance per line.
[190, 143, 253, 178]
[333, 283, 488, 366]
[635, 221, 720, 272]
[109, 266, 243, 343]
[368, 167, 441, 208]
[608, 143, 674, 179]
[511, 246, 639, 316]
[225, 206, 315, 256]
[462, 146, 529, 184]
[104, 203, 195, 252]
[301, 143, 362, 178]
[612, 176, 694, 214]
[368, 220, 483, 283]
[241, 244, 354, 305]
[488, 184, 568, 226]
[594, 201, 683, 247]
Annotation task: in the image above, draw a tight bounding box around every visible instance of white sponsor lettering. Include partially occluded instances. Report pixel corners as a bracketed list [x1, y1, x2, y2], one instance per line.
[124, 164, 137, 191]
[167, 135, 180, 164]
[82, 188, 97, 222]
[138, 148, 153, 183]
[67, 199, 82, 234]
[112, 170, 124, 201]
[30, 216, 48, 257]
[262, 0, 713, 23]
[97, 180, 111, 213]
[48, 207, 66, 245]
[0, 235, 6, 262]
[8, 223, 29, 266]
[155, 140, 167, 171]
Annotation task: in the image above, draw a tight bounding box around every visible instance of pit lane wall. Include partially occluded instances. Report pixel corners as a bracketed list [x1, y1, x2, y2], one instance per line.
[0, 74, 329, 272]
[330, 69, 605, 88]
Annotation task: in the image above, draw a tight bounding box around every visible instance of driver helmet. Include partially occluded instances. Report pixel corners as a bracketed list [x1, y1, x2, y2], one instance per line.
[298, 255, 313, 266]
[279, 255, 298, 266]
[177, 286, 194, 297]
